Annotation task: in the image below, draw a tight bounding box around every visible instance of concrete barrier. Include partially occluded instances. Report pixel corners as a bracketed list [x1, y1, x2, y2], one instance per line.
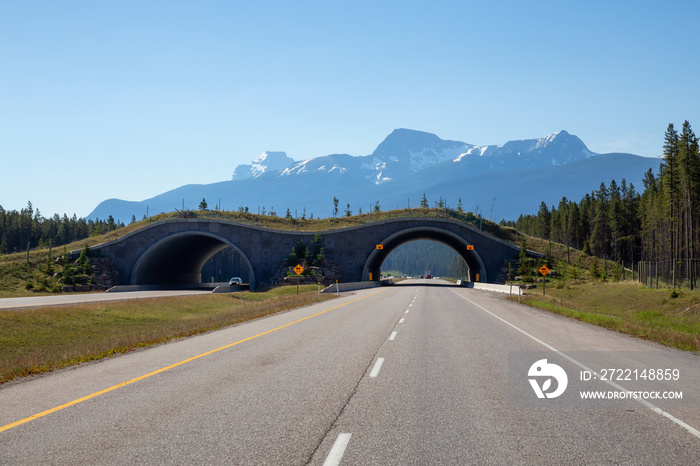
[107, 283, 229, 293]
[473, 283, 520, 294]
[212, 284, 242, 293]
[321, 281, 386, 294]
[457, 280, 525, 296]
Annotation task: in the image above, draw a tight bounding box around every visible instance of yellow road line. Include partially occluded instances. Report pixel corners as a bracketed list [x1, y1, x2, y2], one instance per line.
[0, 288, 386, 434]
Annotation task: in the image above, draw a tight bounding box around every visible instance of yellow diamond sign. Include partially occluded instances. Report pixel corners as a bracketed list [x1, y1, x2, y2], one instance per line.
[294, 264, 304, 275]
[539, 265, 550, 276]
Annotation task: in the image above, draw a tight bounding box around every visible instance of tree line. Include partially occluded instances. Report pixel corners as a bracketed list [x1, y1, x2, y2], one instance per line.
[510, 121, 700, 266]
[0, 202, 125, 254]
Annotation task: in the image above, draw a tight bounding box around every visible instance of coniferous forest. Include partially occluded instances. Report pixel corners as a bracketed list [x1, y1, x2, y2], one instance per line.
[0, 202, 125, 254]
[512, 121, 700, 269]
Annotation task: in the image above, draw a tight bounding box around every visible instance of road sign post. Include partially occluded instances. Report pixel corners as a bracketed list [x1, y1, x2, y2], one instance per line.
[539, 264, 549, 296]
[294, 264, 304, 295]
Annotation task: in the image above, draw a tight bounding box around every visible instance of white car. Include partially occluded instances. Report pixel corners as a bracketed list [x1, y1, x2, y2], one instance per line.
[229, 277, 243, 285]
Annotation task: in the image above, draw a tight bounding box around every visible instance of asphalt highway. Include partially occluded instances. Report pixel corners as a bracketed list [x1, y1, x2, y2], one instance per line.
[1, 280, 698, 464]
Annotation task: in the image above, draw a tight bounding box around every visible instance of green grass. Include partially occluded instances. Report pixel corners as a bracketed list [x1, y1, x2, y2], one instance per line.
[0, 285, 332, 384]
[518, 280, 700, 351]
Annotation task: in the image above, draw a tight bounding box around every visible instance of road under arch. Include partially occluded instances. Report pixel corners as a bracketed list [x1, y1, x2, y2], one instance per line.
[362, 226, 486, 282]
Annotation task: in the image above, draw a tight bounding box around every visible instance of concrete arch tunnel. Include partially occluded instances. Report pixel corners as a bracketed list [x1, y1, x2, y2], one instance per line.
[362, 227, 486, 282]
[130, 232, 257, 289]
[86, 217, 524, 291]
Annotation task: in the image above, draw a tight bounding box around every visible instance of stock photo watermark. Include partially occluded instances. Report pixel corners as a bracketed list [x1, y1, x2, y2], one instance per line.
[508, 352, 695, 409]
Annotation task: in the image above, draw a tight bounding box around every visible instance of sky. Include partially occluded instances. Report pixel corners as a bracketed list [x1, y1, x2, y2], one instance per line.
[2, 0, 699, 218]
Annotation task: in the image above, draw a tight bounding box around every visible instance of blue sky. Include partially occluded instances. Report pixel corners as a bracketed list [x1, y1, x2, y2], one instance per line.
[2, 1, 699, 218]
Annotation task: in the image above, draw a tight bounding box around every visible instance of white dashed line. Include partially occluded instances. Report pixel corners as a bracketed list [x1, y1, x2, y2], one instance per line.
[399, 318, 405, 323]
[369, 357, 385, 378]
[323, 432, 352, 466]
[389, 331, 397, 340]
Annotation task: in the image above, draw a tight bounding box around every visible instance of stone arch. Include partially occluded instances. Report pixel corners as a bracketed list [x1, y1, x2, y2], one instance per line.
[130, 231, 256, 290]
[361, 226, 486, 282]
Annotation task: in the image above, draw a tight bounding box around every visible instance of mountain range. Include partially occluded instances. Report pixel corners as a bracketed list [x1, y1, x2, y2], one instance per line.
[88, 129, 659, 223]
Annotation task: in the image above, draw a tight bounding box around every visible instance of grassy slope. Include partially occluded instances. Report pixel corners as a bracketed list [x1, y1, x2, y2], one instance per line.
[520, 280, 700, 351]
[0, 285, 331, 384]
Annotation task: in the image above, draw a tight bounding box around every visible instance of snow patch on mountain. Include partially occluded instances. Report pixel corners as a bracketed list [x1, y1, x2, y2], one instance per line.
[451, 130, 594, 166]
[407, 146, 468, 171]
[233, 151, 295, 180]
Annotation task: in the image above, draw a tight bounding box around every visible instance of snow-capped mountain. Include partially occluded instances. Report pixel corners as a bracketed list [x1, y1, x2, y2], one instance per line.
[232, 151, 296, 180]
[88, 129, 655, 223]
[229, 129, 594, 186]
[453, 130, 594, 165]
[360, 129, 472, 183]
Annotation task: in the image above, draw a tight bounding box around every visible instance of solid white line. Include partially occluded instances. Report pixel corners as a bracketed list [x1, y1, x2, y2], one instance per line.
[450, 289, 700, 440]
[323, 432, 352, 466]
[369, 357, 385, 378]
[389, 331, 397, 340]
[399, 318, 405, 323]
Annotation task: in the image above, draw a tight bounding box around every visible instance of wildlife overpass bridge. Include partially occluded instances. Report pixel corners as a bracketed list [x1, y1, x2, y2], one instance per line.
[87, 217, 524, 291]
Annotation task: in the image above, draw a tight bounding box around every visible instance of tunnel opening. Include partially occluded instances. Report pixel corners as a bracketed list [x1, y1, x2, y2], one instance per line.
[380, 240, 470, 280]
[131, 232, 256, 290]
[362, 227, 486, 283]
[200, 247, 251, 284]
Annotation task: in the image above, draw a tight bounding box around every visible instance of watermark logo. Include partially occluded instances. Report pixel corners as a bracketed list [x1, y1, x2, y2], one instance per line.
[528, 359, 568, 399]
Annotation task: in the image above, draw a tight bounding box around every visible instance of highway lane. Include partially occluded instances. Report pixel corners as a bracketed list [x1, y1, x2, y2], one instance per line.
[1, 281, 699, 464]
[308, 283, 700, 464]
[0, 286, 411, 464]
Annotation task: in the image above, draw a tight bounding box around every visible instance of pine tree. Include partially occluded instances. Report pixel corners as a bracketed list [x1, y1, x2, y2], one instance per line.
[537, 202, 551, 240]
[420, 193, 428, 208]
[199, 198, 208, 210]
[677, 121, 700, 269]
[661, 124, 680, 263]
[591, 182, 610, 258]
[517, 239, 531, 277]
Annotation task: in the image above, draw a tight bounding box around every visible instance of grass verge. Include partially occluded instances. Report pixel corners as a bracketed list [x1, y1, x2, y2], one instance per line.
[0, 285, 332, 384]
[517, 280, 700, 351]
